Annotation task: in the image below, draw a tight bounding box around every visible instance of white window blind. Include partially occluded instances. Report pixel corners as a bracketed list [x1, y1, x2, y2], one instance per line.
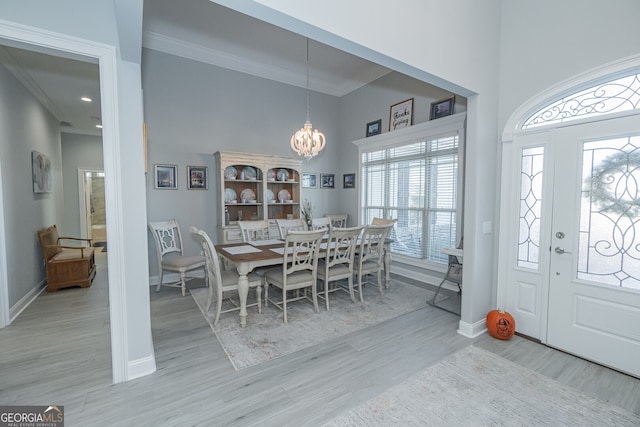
[361, 133, 460, 264]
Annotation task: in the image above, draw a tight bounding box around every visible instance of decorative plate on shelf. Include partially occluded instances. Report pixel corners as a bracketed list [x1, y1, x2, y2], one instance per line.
[224, 166, 237, 179]
[242, 166, 257, 180]
[277, 189, 291, 203]
[267, 169, 276, 181]
[266, 189, 275, 203]
[240, 188, 256, 202]
[277, 168, 289, 181]
[225, 188, 237, 202]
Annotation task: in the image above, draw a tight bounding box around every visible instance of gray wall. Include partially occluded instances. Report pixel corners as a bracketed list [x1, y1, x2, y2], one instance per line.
[0, 64, 63, 307]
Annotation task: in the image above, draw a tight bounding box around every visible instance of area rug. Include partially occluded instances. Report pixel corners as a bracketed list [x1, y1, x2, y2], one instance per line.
[322, 345, 640, 426]
[191, 280, 446, 370]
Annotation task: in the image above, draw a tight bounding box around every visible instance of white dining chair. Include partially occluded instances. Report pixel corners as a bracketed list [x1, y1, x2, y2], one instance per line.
[238, 220, 271, 242]
[310, 217, 332, 231]
[264, 229, 325, 323]
[148, 219, 206, 296]
[275, 218, 306, 239]
[354, 223, 393, 301]
[316, 226, 363, 310]
[326, 213, 348, 228]
[190, 226, 262, 325]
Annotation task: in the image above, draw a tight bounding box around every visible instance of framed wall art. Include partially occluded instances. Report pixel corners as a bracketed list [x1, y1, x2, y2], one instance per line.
[366, 119, 382, 137]
[320, 173, 335, 189]
[302, 172, 318, 188]
[389, 98, 413, 131]
[343, 173, 356, 189]
[430, 96, 455, 120]
[155, 164, 177, 189]
[187, 165, 208, 190]
[32, 150, 52, 193]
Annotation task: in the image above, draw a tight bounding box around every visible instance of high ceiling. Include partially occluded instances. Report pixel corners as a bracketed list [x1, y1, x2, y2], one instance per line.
[0, 1, 389, 135]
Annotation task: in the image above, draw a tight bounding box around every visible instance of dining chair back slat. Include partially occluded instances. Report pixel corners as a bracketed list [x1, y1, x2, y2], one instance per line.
[265, 229, 325, 323]
[317, 226, 363, 309]
[148, 219, 206, 296]
[238, 220, 271, 242]
[276, 218, 306, 239]
[190, 226, 262, 325]
[354, 224, 393, 300]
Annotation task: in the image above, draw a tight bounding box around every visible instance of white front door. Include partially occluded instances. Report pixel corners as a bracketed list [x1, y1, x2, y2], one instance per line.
[546, 115, 640, 377]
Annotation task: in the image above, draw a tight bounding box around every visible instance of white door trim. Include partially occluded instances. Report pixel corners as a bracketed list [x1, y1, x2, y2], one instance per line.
[499, 55, 640, 346]
[0, 19, 128, 383]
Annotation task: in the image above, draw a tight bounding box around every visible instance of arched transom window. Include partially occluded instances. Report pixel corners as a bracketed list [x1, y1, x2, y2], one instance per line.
[522, 72, 640, 129]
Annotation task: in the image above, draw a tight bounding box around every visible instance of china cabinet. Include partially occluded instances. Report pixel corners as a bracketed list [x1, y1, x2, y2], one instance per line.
[215, 151, 302, 243]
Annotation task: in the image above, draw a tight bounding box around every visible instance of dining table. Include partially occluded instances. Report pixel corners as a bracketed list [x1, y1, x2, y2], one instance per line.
[215, 237, 394, 327]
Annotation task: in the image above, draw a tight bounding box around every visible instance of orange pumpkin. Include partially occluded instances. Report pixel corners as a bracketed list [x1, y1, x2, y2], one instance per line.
[486, 309, 515, 340]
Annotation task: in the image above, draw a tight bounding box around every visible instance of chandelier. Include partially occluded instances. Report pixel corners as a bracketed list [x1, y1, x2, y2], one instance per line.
[290, 38, 326, 160]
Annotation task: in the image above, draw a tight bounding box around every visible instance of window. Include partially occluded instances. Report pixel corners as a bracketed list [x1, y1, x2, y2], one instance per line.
[522, 73, 640, 129]
[356, 116, 465, 265]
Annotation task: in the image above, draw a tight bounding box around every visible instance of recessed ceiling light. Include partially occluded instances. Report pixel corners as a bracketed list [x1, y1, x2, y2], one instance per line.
[96, 124, 103, 129]
[81, 97, 92, 102]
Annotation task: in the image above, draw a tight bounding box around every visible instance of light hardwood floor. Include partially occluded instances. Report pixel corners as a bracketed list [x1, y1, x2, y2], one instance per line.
[1, 252, 638, 426]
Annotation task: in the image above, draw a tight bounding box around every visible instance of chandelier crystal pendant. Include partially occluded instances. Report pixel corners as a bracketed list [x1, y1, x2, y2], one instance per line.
[290, 38, 326, 160]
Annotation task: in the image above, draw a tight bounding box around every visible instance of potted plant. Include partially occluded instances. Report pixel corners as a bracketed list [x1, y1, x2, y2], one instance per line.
[301, 198, 313, 229]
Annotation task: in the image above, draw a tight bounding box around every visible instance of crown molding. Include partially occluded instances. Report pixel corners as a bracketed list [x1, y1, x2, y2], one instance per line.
[142, 31, 389, 97]
[0, 46, 63, 120]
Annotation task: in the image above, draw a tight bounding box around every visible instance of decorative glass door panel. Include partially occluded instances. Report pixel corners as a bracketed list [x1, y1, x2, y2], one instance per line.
[578, 136, 640, 289]
[547, 116, 640, 378]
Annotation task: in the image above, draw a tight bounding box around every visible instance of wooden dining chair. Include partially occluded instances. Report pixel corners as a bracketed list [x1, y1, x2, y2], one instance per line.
[275, 218, 306, 239]
[190, 226, 262, 325]
[264, 229, 325, 323]
[354, 223, 394, 301]
[316, 226, 363, 310]
[148, 219, 206, 296]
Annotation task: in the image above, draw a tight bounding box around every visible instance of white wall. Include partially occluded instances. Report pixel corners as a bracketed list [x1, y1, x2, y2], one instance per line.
[0, 63, 62, 308]
[499, 0, 640, 132]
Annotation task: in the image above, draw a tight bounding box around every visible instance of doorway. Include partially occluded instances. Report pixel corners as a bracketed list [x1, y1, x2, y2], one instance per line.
[79, 169, 107, 245]
[0, 21, 130, 382]
[498, 69, 640, 378]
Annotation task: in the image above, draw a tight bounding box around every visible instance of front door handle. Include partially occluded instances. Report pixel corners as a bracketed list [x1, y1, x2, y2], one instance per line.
[555, 247, 571, 255]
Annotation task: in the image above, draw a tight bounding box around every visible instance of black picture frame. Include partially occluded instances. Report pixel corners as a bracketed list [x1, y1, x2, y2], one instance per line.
[155, 164, 178, 189]
[343, 173, 356, 189]
[187, 165, 208, 190]
[366, 119, 382, 137]
[320, 173, 335, 189]
[389, 98, 413, 131]
[430, 96, 455, 120]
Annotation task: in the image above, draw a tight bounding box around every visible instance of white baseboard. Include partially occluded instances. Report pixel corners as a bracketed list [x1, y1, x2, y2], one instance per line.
[127, 354, 157, 380]
[457, 318, 487, 338]
[390, 264, 459, 292]
[10, 279, 46, 322]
